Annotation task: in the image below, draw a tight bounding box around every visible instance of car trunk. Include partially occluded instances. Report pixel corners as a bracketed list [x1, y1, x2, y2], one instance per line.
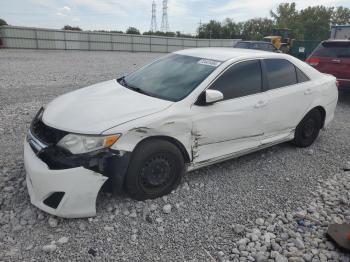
[316, 57, 350, 79]
[308, 41, 350, 80]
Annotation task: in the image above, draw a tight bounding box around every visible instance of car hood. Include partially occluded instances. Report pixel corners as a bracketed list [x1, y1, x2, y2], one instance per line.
[42, 80, 173, 134]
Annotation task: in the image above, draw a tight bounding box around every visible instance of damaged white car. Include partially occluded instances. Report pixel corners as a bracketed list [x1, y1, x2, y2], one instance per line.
[24, 48, 338, 218]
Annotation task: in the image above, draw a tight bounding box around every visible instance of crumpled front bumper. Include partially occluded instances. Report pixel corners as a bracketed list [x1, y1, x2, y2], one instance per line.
[24, 141, 108, 218]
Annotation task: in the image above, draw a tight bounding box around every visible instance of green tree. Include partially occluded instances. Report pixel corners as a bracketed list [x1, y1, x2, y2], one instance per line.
[62, 25, 82, 31]
[298, 6, 333, 40]
[270, 3, 301, 38]
[195, 3, 350, 42]
[270, 3, 298, 28]
[175, 31, 193, 38]
[0, 18, 8, 26]
[331, 6, 350, 25]
[241, 18, 275, 40]
[197, 20, 222, 38]
[143, 31, 179, 37]
[196, 18, 273, 40]
[94, 30, 124, 34]
[126, 27, 140, 35]
[221, 18, 243, 39]
[270, 3, 349, 40]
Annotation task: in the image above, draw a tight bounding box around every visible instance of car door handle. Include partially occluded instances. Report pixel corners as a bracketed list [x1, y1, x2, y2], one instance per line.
[254, 100, 267, 108]
[304, 88, 313, 95]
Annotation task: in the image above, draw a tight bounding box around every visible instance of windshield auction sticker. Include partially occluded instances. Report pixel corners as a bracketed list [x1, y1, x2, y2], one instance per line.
[198, 59, 221, 67]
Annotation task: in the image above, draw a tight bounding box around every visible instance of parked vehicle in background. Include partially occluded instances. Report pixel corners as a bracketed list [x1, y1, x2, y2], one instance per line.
[330, 25, 350, 40]
[306, 40, 350, 89]
[24, 48, 338, 218]
[234, 41, 280, 52]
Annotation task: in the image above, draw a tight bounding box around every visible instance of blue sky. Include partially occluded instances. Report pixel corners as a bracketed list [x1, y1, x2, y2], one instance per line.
[1, 0, 350, 34]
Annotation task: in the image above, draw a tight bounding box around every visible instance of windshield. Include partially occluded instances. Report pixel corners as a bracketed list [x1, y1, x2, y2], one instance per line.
[313, 41, 350, 58]
[123, 54, 220, 102]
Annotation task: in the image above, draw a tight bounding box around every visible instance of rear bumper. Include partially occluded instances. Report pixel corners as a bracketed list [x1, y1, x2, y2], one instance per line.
[24, 141, 108, 218]
[337, 79, 350, 89]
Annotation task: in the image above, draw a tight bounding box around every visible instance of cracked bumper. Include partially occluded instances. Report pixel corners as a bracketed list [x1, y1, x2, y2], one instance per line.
[24, 141, 108, 218]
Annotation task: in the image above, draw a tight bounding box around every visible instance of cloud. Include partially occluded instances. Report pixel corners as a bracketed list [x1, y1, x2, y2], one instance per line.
[70, 0, 125, 13]
[62, 6, 71, 12]
[56, 5, 72, 17]
[168, 0, 189, 16]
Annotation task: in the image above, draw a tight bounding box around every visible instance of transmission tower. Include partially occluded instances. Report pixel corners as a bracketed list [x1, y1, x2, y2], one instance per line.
[150, 0, 158, 32]
[161, 0, 169, 32]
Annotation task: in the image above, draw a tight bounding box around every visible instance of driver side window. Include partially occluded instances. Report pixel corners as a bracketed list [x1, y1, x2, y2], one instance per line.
[209, 60, 262, 101]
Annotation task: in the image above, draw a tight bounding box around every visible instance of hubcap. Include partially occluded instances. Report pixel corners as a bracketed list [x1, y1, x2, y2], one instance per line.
[303, 118, 316, 138]
[140, 154, 173, 191]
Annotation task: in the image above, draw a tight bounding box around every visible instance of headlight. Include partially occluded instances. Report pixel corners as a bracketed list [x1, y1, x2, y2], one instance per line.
[57, 134, 121, 154]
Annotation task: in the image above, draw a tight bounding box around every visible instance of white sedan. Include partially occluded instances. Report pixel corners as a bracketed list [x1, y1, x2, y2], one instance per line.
[24, 48, 338, 218]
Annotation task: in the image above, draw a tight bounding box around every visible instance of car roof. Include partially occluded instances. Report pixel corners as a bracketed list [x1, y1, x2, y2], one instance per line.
[175, 48, 277, 62]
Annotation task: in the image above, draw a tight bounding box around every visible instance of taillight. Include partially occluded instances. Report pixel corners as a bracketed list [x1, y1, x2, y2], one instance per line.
[336, 80, 340, 88]
[306, 57, 320, 67]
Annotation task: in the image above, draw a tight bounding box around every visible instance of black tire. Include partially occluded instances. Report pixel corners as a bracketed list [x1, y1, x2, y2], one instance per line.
[294, 109, 322, 148]
[125, 139, 185, 200]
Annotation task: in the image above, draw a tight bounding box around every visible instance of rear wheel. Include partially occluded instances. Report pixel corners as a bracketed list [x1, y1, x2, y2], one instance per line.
[125, 139, 185, 200]
[294, 109, 322, 148]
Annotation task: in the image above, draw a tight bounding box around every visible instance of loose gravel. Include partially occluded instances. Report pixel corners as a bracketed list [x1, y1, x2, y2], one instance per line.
[0, 49, 350, 261]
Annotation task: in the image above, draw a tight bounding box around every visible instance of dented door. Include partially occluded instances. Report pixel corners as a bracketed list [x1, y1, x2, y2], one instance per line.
[190, 93, 268, 164]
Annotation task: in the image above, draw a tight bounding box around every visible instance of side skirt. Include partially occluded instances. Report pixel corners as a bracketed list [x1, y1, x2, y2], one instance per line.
[187, 134, 294, 172]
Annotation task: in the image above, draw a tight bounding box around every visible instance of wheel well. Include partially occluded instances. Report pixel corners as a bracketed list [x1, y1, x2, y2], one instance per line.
[134, 136, 191, 163]
[313, 106, 326, 128]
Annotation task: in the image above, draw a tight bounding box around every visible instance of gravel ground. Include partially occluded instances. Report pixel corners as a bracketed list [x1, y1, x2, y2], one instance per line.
[0, 49, 350, 261]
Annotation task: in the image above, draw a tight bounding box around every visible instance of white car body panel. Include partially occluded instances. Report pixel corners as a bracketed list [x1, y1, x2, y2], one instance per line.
[43, 80, 173, 134]
[24, 48, 338, 218]
[190, 92, 269, 164]
[24, 141, 108, 218]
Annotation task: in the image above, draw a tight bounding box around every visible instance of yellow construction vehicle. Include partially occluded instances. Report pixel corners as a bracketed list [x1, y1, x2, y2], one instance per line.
[263, 36, 282, 49]
[263, 28, 294, 53]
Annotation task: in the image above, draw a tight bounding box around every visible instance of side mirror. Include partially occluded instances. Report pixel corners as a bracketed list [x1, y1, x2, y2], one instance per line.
[205, 90, 224, 104]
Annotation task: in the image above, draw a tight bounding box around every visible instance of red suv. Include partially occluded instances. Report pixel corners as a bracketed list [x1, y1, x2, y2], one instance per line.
[306, 40, 350, 89]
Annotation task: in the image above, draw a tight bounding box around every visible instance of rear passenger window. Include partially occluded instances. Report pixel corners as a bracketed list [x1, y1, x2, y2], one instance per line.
[295, 67, 310, 83]
[264, 59, 298, 89]
[210, 60, 262, 100]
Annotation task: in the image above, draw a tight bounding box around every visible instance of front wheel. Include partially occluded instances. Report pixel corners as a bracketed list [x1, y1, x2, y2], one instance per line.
[125, 139, 185, 200]
[294, 109, 322, 148]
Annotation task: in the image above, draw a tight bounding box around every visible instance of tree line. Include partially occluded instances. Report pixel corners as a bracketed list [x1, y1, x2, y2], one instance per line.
[1, 2, 350, 41]
[61, 25, 194, 38]
[198, 4, 350, 41]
